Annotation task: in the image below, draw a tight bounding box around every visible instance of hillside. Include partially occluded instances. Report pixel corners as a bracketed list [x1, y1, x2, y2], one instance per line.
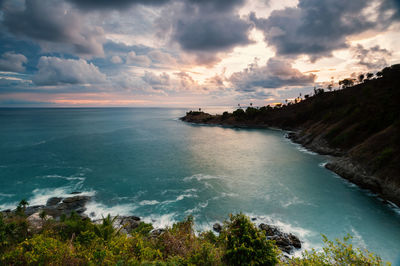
[182, 64, 400, 206]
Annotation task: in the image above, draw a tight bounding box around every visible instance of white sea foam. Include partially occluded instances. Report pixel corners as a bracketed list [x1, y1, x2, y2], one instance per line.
[296, 146, 318, 155]
[38, 174, 85, 181]
[139, 200, 160, 206]
[387, 201, 400, 215]
[0, 201, 19, 210]
[184, 201, 209, 215]
[351, 227, 367, 250]
[84, 201, 138, 220]
[142, 213, 177, 229]
[183, 174, 223, 182]
[318, 162, 328, 168]
[29, 186, 95, 206]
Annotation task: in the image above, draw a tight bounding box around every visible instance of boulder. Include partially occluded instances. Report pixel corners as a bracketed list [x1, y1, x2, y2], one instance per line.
[259, 223, 301, 254]
[46, 197, 62, 206]
[213, 223, 222, 233]
[27, 212, 44, 231]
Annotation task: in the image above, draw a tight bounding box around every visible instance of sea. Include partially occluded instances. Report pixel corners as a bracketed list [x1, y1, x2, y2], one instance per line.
[0, 107, 399, 263]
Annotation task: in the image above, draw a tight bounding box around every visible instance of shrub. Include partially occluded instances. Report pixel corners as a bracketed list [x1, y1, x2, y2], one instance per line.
[286, 234, 387, 265]
[220, 213, 278, 266]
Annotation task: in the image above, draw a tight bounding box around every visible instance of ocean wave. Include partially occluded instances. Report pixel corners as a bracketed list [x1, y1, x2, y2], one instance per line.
[142, 213, 177, 229]
[0, 201, 19, 211]
[318, 162, 328, 168]
[84, 201, 138, 220]
[139, 200, 160, 206]
[183, 174, 224, 182]
[29, 187, 96, 206]
[0, 192, 15, 198]
[38, 174, 86, 181]
[244, 213, 318, 258]
[295, 146, 318, 155]
[184, 201, 209, 215]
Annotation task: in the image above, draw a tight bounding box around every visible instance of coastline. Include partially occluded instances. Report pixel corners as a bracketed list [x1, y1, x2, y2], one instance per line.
[180, 114, 400, 209]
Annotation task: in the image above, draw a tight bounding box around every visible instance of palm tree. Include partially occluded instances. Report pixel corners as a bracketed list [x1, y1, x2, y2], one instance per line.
[19, 199, 29, 211]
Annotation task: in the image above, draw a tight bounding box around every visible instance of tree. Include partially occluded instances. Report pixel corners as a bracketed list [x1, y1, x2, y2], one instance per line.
[220, 214, 278, 266]
[358, 74, 365, 83]
[338, 78, 355, 89]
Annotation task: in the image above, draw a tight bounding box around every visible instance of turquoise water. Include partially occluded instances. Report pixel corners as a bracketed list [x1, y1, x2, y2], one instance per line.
[0, 108, 399, 263]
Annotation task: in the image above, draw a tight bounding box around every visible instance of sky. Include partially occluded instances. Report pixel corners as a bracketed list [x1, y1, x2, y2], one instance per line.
[0, 0, 399, 107]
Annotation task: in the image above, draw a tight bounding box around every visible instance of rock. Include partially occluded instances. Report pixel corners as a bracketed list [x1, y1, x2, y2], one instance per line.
[251, 217, 257, 221]
[115, 216, 141, 232]
[70, 191, 82, 194]
[27, 212, 44, 231]
[213, 223, 222, 233]
[260, 223, 301, 254]
[25, 205, 45, 216]
[259, 223, 281, 236]
[289, 233, 301, 249]
[150, 228, 165, 238]
[46, 197, 62, 206]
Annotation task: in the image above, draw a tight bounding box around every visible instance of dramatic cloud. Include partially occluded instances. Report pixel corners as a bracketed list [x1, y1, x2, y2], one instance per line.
[66, 0, 171, 10]
[66, 0, 244, 11]
[352, 44, 392, 70]
[157, 0, 253, 64]
[142, 71, 170, 91]
[126, 51, 152, 67]
[33, 57, 107, 85]
[0, 52, 28, 72]
[110, 55, 123, 64]
[230, 58, 316, 92]
[2, 0, 104, 56]
[250, 0, 397, 61]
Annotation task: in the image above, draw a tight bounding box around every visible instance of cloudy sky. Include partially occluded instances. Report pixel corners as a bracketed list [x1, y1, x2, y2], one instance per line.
[0, 0, 399, 107]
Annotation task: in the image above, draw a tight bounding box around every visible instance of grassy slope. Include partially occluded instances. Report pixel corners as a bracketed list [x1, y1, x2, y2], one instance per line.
[182, 64, 400, 204]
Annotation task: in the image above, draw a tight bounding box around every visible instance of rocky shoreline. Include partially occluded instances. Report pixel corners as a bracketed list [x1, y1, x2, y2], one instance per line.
[286, 131, 400, 207]
[181, 112, 400, 208]
[1, 192, 302, 255]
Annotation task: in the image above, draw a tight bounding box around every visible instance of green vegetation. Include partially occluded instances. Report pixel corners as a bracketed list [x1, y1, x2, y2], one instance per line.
[0, 211, 388, 265]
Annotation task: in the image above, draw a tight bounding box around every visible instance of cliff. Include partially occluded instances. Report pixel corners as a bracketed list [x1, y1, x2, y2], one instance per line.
[181, 64, 400, 206]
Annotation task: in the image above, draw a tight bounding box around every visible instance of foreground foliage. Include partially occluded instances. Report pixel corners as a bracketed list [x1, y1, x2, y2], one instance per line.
[0, 211, 389, 265]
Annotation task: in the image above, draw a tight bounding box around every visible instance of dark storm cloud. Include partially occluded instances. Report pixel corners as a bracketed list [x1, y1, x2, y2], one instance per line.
[250, 0, 397, 61]
[230, 58, 316, 92]
[66, 0, 243, 11]
[174, 14, 252, 52]
[67, 0, 171, 10]
[1, 0, 104, 56]
[161, 0, 252, 64]
[0, 52, 27, 72]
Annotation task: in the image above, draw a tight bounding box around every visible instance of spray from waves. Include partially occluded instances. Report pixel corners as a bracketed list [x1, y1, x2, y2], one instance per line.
[84, 201, 138, 220]
[0, 201, 19, 211]
[29, 187, 96, 206]
[243, 212, 318, 257]
[142, 213, 178, 229]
